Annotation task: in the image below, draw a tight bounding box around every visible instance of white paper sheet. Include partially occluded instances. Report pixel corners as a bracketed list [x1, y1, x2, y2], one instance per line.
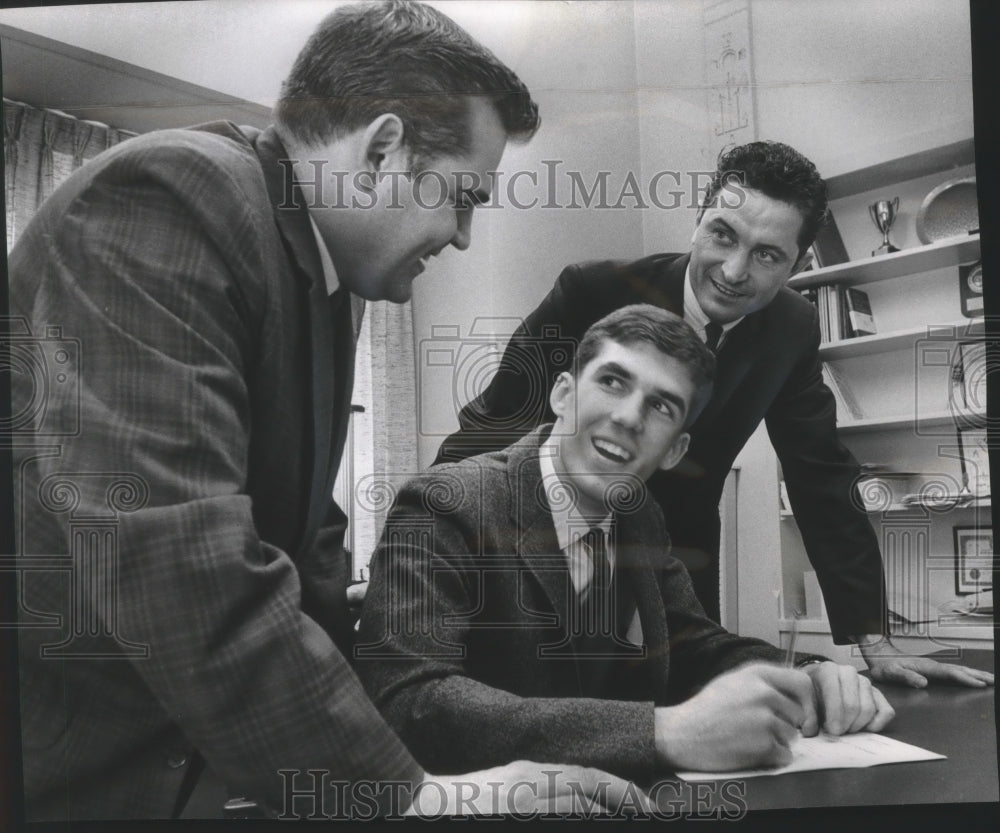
[675, 732, 945, 781]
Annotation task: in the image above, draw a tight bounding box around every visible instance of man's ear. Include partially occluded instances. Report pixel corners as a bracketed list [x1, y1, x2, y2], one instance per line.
[361, 113, 406, 172]
[549, 372, 575, 420]
[790, 248, 814, 277]
[657, 432, 691, 472]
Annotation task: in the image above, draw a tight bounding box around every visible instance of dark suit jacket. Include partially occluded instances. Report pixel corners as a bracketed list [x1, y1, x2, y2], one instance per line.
[11, 122, 421, 819]
[435, 254, 886, 642]
[357, 427, 791, 781]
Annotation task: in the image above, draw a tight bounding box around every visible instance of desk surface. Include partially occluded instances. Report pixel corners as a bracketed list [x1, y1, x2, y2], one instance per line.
[729, 648, 997, 810]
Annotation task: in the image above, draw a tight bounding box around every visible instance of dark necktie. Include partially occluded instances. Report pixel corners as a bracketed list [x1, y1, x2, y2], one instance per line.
[704, 321, 723, 353]
[580, 527, 611, 636]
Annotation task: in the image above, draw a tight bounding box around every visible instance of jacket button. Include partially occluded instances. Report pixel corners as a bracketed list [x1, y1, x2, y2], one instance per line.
[166, 750, 188, 769]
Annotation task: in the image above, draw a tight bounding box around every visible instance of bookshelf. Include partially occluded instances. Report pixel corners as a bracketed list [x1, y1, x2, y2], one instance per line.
[818, 318, 984, 360]
[731, 139, 992, 665]
[790, 234, 981, 290]
[838, 408, 987, 435]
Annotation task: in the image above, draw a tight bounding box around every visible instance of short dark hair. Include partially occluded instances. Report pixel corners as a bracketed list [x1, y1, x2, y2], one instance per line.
[575, 305, 715, 426]
[698, 140, 828, 256]
[274, 0, 540, 162]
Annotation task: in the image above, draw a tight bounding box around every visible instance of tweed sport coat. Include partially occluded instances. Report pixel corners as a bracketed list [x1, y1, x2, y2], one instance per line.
[435, 254, 887, 642]
[11, 122, 421, 819]
[356, 427, 791, 781]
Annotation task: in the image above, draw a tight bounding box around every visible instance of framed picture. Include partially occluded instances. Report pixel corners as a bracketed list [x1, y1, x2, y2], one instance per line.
[959, 261, 984, 318]
[954, 526, 994, 595]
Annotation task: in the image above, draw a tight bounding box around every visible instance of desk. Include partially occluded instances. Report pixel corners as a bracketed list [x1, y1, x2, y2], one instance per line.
[694, 649, 997, 811]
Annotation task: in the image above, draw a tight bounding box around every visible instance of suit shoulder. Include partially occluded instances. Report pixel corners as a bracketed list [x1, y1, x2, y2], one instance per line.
[562, 252, 686, 284]
[764, 286, 819, 337]
[92, 122, 266, 206]
[396, 452, 508, 510]
[773, 285, 817, 314]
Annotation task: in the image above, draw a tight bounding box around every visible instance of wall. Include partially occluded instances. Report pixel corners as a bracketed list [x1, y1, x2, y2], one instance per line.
[634, 0, 712, 256]
[751, 0, 973, 177]
[0, 0, 320, 108]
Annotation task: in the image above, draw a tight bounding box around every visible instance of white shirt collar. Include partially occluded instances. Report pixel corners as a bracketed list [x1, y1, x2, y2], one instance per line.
[683, 261, 742, 341]
[539, 434, 614, 571]
[307, 215, 341, 296]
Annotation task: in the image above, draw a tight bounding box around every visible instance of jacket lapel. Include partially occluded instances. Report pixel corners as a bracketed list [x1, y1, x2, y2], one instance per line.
[659, 252, 689, 314]
[692, 312, 764, 427]
[323, 293, 363, 511]
[615, 507, 672, 700]
[251, 126, 341, 556]
[506, 429, 573, 629]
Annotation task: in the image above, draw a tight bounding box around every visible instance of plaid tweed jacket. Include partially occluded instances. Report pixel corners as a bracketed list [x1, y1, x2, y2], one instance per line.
[11, 122, 422, 820]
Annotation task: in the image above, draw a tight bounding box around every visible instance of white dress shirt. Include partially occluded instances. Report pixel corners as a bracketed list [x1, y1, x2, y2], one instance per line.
[683, 263, 742, 350]
[539, 436, 644, 645]
[308, 215, 341, 296]
[538, 436, 614, 596]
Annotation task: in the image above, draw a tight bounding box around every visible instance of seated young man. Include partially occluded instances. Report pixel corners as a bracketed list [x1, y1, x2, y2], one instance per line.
[356, 305, 893, 781]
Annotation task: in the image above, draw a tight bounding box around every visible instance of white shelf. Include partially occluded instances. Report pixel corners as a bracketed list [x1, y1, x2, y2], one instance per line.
[866, 499, 990, 515]
[837, 408, 987, 434]
[823, 139, 974, 200]
[783, 499, 993, 517]
[790, 234, 980, 289]
[778, 617, 994, 641]
[818, 318, 985, 360]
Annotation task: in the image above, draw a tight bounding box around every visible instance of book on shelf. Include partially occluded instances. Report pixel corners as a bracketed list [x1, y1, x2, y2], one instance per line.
[842, 286, 877, 337]
[799, 285, 876, 342]
[821, 362, 864, 420]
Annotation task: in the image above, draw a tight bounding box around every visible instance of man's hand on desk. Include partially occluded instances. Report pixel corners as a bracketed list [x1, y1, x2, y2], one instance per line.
[653, 662, 894, 773]
[407, 762, 650, 815]
[799, 660, 895, 736]
[856, 635, 995, 688]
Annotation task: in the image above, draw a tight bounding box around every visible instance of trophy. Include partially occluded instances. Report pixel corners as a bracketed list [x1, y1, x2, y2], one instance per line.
[868, 197, 900, 256]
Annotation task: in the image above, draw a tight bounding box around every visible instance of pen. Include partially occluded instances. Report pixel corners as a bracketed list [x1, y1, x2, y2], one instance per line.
[784, 614, 799, 668]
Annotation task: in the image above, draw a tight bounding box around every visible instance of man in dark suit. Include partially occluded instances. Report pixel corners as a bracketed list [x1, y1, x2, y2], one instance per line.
[358, 304, 894, 779]
[10, 0, 640, 820]
[435, 141, 993, 690]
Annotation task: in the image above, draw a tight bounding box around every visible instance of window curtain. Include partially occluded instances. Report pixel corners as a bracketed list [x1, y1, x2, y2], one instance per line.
[335, 300, 419, 579]
[4, 98, 136, 251]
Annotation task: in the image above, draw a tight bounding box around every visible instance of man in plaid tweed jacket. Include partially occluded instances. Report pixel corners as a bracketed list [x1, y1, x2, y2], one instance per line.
[9, 1, 633, 821]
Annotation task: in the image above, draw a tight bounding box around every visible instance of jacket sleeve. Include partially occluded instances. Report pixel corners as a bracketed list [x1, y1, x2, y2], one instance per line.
[355, 473, 657, 782]
[629, 509, 794, 701]
[763, 300, 887, 643]
[12, 136, 422, 811]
